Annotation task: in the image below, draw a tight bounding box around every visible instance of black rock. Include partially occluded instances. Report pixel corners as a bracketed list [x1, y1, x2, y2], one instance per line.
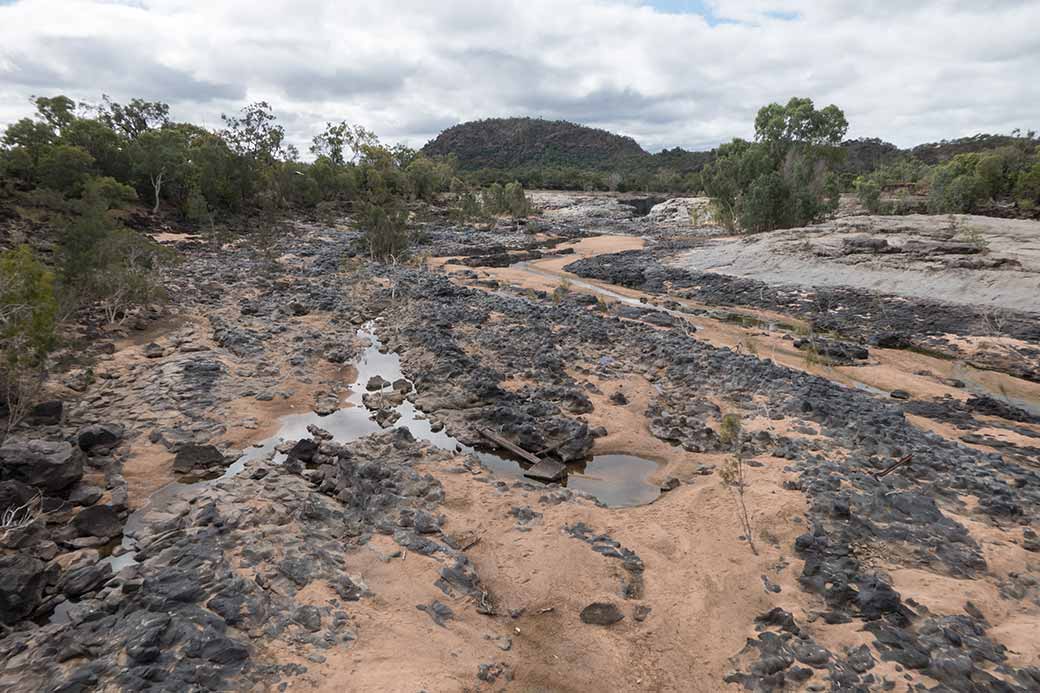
[580, 602, 624, 626]
[366, 375, 389, 391]
[76, 423, 126, 452]
[142, 342, 164, 358]
[0, 479, 36, 514]
[58, 562, 112, 599]
[0, 439, 84, 492]
[73, 504, 123, 540]
[27, 400, 63, 425]
[293, 605, 322, 632]
[416, 600, 454, 627]
[172, 444, 226, 473]
[287, 439, 318, 464]
[0, 554, 46, 624]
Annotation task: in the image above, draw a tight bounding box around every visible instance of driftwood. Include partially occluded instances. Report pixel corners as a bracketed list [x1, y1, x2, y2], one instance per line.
[524, 458, 567, 483]
[874, 454, 913, 481]
[476, 427, 567, 482]
[476, 428, 542, 465]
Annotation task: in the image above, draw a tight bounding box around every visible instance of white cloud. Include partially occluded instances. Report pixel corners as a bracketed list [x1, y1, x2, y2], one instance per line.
[1, 0, 1038, 154]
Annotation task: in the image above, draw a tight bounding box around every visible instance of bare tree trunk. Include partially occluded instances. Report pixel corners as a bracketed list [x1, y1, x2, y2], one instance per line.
[151, 170, 165, 214]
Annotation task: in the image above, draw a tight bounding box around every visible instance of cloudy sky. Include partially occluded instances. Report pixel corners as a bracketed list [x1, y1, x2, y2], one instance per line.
[1, 0, 1038, 155]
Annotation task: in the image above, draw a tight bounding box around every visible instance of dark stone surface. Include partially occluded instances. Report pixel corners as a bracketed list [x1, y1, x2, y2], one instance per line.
[0, 439, 84, 492]
[580, 602, 624, 625]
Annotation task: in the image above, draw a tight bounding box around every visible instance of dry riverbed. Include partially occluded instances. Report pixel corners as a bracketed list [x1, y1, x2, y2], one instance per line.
[2, 194, 1039, 692]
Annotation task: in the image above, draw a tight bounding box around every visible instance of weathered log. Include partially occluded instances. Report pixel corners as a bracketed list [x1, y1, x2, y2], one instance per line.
[476, 428, 542, 466]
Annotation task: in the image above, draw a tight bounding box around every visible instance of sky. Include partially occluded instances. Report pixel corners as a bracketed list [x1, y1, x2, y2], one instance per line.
[1, 0, 1038, 156]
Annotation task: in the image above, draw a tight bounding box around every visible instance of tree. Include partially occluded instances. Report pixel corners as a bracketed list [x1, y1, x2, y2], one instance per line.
[32, 95, 78, 134]
[221, 102, 290, 162]
[37, 145, 95, 196]
[132, 128, 189, 213]
[358, 201, 410, 260]
[96, 95, 170, 139]
[703, 98, 847, 232]
[61, 118, 131, 181]
[81, 176, 138, 211]
[754, 97, 848, 155]
[310, 121, 378, 166]
[1, 118, 56, 182]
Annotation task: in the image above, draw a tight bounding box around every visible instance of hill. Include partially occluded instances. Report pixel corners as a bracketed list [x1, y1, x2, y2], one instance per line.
[421, 117, 649, 171]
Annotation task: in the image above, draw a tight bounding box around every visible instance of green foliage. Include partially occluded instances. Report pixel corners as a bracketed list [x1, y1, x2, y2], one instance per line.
[0, 245, 58, 367]
[754, 97, 848, 154]
[404, 154, 451, 201]
[719, 413, 742, 448]
[182, 185, 211, 225]
[703, 98, 846, 233]
[1, 118, 56, 181]
[926, 144, 1038, 214]
[358, 202, 411, 261]
[62, 118, 131, 180]
[1015, 162, 1040, 210]
[95, 95, 170, 139]
[451, 189, 485, 223]
[854, 176, 882, 213]
[33, 96, 78, 133]
[37, 145, 95, 196]
[221, 101, 293, 163]
[58, 205, 169, 319]
[132, 128, 192, 213]
[81, 176, 137, 210]
[0, 245, 58, 430]
[311, 122, 377, 166]
[928, 164, 985, 213]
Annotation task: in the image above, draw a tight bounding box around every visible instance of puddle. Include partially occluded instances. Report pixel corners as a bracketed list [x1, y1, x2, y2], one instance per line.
[96, 322, 662, 587]
[566, 454, 662, 507]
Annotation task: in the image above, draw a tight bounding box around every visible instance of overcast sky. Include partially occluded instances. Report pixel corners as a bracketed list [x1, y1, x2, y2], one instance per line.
[2, 0, 1038, 155]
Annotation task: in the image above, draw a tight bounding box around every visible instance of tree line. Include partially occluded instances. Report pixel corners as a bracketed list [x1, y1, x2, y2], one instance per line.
[0, 94, 479, 427]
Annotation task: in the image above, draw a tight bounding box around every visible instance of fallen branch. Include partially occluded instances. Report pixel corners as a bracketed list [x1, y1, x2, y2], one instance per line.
[476, 427, 541, 466]
[874, 454, 913, 481]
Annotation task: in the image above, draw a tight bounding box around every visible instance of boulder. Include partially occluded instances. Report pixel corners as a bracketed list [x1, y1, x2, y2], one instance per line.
[68, 483, 103, 506]
[580, 602, 624, 625]
[0, 479, 37, 514]
[26, 400, 63, 425]
[647, 197, 718, 228]
[0, 554, 46, 624]
[172, 444, 226, 473]
[366, 375, 389, 391]
[0, 439, 84, 492]
[77, 423, 126, 452]
[73, 505, 123, 540]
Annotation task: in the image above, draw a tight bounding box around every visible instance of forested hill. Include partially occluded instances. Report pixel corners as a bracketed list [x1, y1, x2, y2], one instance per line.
[421, 117, 650, 171]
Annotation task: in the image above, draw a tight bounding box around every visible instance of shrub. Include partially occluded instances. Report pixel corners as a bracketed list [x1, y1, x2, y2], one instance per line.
[854, 176, 882, 213]
[0, 246, 58, 433]
[59, 206, 169, 320]
[81, 176, 137, 210]
[359, 202, 411, 260]
[37, 145, 95, 196]
[504, 181, 532, 218]
[1015, 162, 1040, 210]
[183, 184, 211, 225]
[928, 167, 985, 213]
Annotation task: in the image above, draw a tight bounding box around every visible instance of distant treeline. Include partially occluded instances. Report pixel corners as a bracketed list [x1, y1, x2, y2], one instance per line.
[421, 116, 1040, 198]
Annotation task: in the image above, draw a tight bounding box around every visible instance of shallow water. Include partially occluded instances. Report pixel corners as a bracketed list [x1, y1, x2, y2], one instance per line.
[93, 322, 663, 587]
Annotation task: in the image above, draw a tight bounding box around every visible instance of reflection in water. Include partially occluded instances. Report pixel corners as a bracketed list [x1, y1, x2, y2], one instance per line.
[99, 323, 663, 583]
